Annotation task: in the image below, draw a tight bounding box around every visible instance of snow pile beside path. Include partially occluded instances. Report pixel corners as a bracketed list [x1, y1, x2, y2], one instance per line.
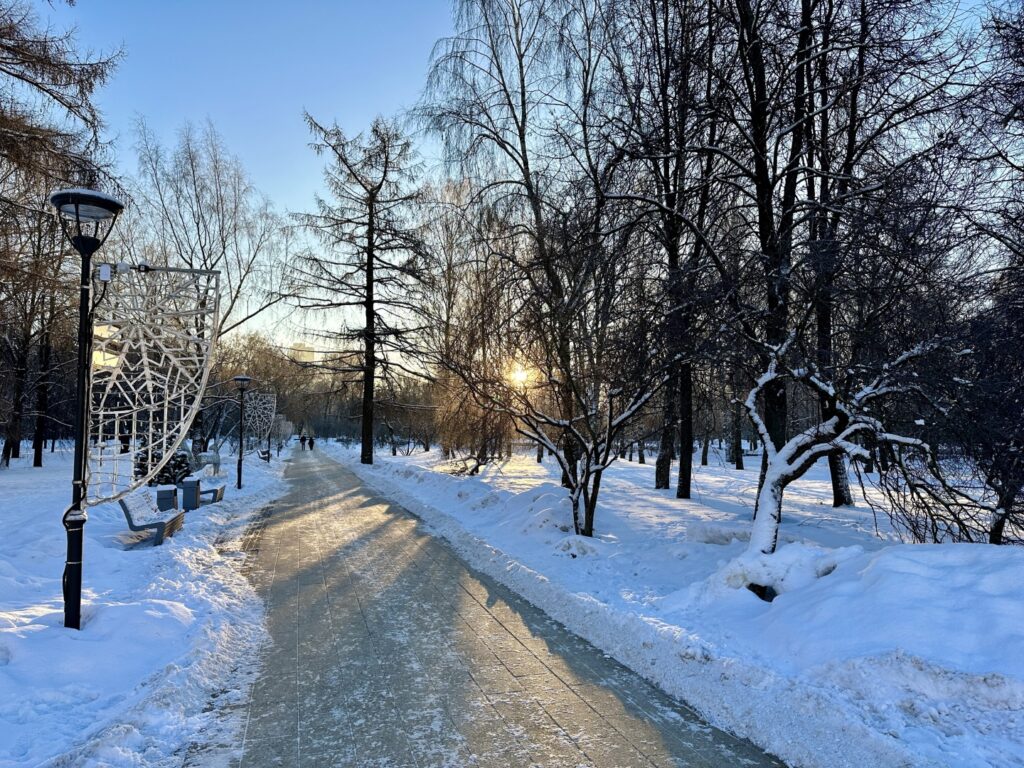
[0, 448, 290, 767]
[322, 444, 1024, 768]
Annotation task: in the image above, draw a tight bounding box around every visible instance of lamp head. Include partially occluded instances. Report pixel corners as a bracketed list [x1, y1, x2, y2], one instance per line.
[233, 375, 253, 391]
[49, 188, 124, 223]
[49, 188, 125, 258]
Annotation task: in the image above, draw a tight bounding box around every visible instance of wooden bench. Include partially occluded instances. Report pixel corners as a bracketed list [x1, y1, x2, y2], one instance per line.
[257, 448, 271, 462]
[118, 489, 185, 546]
[199, 484, 225, 504]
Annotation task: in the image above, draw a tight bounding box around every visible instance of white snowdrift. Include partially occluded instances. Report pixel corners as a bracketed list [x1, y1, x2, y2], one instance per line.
[322, 444, 1024, 768]
[0, 447, 289, 768]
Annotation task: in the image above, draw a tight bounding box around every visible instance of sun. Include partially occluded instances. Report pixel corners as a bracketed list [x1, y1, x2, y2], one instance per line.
[508, 363, 533, 388]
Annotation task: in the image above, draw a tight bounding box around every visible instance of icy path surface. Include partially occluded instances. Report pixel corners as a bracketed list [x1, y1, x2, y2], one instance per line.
[225, 449, 783, 767]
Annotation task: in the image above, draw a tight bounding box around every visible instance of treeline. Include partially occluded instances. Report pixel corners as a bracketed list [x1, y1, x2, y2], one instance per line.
[296, 0, 1024, 549]
[0, 3, 289, 468]
[0, 0, 116, 466]
[3, 0, 1022, 551]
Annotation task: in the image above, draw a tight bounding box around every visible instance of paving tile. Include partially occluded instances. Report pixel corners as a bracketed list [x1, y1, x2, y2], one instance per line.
[238, 735, 298, 768]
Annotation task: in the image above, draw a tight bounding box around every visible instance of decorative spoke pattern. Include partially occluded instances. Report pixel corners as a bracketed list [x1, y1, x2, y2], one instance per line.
[243, 392, 277, 453]
[86, 267, 220, 505]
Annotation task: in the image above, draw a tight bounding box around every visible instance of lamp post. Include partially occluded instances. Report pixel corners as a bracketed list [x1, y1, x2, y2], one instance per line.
[49, 188, 124, 631]
[267, 405, 274, 456]
[234, 375, 252, 489]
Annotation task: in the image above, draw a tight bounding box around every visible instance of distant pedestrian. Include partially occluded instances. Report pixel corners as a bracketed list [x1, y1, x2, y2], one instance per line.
[308, 437, 315, 451]
[300, 435, 307, 451]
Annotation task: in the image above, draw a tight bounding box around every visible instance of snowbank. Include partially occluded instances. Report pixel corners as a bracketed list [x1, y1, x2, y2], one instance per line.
[321, 443, 1024, 768]
[0, 446, 291, 767]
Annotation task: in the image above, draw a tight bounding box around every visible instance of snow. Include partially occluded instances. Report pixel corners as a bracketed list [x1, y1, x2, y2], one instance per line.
[321, 441, 1024, 768]
[0, 444, 290, 768]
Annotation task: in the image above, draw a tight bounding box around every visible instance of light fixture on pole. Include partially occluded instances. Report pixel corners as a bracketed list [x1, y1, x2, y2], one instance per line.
[234, 375, 252, 489]
[49, 187, 124, 631]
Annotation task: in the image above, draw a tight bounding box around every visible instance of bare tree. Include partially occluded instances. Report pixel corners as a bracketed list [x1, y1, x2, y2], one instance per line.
[292, 115, 425, 465]
[133, 120, 289, 335]
[605, 0, 728, 498]
[422, 0, 668, 535]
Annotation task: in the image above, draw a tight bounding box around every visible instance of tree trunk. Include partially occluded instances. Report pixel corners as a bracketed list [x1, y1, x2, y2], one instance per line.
[731, 364, 745, 470]
[361, 202, 376, 465]
[655, 390, 675, 488]
[828, 452, 853, 507]
[583, 470, 603, 537]
[732, 398, 745, 471]
[990, 511, 1009, 545]
[32, 317, 52, 468]
[989, 490, 1017, 544]
[750, 469, 784, 555]
[561, 436, 574, 488]
[819, 274, 853, 505]
[638, 441, 645, 464]
[676, 362, 693, 498]
[764, 376, 786, 455]
[3, 342, 29, 466]
[878, 442, 891, 472]
[754, 450, 769, 518]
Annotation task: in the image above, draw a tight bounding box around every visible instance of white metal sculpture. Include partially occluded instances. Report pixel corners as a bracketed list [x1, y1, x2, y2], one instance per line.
[86, 266, 220, 504]
[242, 391, 277, 453]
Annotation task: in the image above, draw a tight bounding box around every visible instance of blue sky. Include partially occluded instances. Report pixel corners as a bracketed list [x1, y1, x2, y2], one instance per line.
[45, 0, 453, 215]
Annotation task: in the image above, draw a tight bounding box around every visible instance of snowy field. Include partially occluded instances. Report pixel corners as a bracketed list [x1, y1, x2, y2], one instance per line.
[0, 444, 291, 768]
[320, 441, 1024, 768]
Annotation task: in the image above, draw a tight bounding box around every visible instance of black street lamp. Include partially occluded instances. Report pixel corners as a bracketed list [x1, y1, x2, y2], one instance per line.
[234, 375, 252, 489]
[49, 187, 124, 631]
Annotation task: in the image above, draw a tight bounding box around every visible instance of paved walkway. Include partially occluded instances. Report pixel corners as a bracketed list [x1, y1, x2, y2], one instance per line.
[226, 449, 783, 767]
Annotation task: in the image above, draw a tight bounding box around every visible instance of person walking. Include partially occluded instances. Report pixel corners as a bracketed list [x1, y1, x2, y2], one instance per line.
[308, 437, 315, 451]
[300, 435, 307, 451]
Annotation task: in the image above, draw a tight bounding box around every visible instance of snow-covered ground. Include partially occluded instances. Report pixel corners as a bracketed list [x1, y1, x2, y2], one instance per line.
[321, 441, 1024, 768]
[0, 444, 291, 768]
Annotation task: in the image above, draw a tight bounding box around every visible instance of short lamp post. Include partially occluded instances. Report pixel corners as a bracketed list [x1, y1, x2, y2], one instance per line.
[234, 375, 252, 489]
[49, 188, 124, 631]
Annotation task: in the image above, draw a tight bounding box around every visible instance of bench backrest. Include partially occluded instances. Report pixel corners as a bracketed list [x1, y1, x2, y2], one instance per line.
[120, 489, 162, 524]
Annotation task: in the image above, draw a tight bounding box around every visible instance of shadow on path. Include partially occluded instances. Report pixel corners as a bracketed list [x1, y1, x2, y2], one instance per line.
[221, 450, 785, 768]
